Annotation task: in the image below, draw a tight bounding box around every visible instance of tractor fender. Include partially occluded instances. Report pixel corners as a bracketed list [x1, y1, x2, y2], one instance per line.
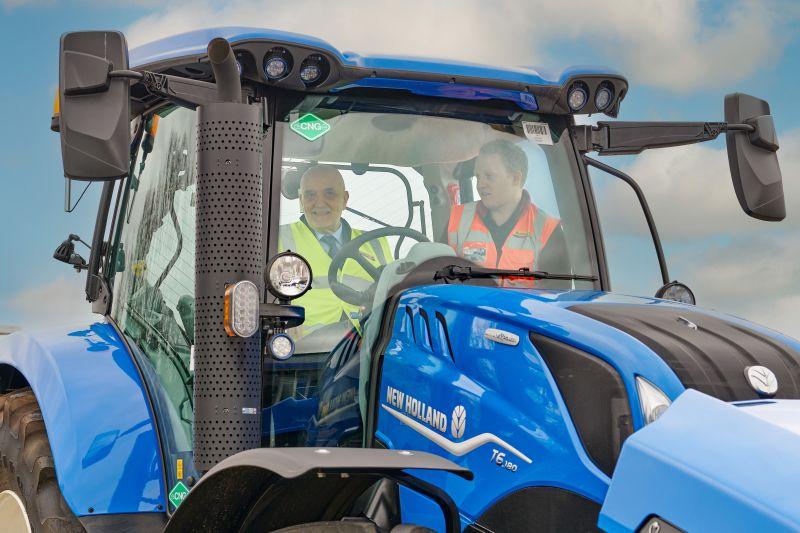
[165, 447, 472, 533]
[0, 320, 166, 517]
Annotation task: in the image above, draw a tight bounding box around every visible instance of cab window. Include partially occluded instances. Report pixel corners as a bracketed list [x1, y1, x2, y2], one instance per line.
[110, 106, 197, 454]
[267, 94, 597, 447]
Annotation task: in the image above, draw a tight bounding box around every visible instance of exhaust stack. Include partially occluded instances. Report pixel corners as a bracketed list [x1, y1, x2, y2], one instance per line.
[193, 38, 263, 472]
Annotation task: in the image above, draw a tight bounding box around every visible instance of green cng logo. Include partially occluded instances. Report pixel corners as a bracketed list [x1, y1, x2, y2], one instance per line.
[290, 113, 331, 141]
[169, 481, 189, 508]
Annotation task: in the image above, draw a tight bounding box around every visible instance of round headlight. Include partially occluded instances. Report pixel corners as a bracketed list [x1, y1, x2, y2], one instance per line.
[595, 83, 614, 111]
[300, 63, 321, 84]
[267, 252, 312, 299]
[567, 83, 588, 112]
[655, 281, 696, 305]
[268, 332, 295, 360]
[265, 56, 289, 79]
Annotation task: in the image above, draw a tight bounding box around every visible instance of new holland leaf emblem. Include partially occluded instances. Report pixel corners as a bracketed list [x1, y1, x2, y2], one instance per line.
[450, 405, 466, 439]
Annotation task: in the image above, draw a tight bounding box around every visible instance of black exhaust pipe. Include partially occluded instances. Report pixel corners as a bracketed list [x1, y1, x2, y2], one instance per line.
[207, 38, 242, 104]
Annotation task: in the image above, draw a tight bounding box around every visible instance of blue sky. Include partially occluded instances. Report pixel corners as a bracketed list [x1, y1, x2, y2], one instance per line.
[1, 0, 799, 335]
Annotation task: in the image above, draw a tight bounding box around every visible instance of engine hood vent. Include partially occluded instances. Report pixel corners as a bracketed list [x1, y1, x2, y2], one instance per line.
[569, 304, 800, 402]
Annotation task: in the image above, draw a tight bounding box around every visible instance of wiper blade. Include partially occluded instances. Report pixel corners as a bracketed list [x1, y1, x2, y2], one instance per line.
[434, 265, 598, 283]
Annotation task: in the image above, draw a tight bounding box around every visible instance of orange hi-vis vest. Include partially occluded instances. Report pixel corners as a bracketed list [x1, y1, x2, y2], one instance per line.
[448, 201, 560, 270]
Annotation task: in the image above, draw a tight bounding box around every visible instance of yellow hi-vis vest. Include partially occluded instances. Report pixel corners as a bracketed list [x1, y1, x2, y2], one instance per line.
[278, 221, 392, 330]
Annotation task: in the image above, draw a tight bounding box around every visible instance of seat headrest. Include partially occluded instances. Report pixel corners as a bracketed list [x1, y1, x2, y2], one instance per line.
[281, 169, 303, 200]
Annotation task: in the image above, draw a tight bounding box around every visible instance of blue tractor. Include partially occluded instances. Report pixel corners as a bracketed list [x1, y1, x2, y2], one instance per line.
[0, 27, 798, 532]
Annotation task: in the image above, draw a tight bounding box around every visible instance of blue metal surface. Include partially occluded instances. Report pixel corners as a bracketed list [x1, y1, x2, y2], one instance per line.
[129, 26, 619, 89]
[302, 284, 800, 529]
[0, 321, 165, 516]
[372, 286, 685, 528]
[600, 389, 800, 532]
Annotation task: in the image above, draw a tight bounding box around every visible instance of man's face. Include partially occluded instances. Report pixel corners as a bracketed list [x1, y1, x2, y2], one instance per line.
[475, 153, 523, 211]
[299, 168, 349, 233]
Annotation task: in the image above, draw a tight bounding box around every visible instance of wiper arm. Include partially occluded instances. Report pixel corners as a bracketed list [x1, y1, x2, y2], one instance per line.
[434, 265, 598, 283]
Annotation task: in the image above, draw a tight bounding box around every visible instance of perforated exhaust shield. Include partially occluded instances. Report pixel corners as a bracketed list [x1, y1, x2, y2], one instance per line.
[194, 102, 263, 472]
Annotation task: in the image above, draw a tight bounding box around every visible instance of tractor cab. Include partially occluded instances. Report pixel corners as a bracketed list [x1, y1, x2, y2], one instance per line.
[43, 27, 795, 532]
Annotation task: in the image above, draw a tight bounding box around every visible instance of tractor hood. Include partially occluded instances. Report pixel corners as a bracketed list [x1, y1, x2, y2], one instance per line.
[532, 290, 800, 402]
[563, 296, 800, 402]
[409, 285, 800, 404]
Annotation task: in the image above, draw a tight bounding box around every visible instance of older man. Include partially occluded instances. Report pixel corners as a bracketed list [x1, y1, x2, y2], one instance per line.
[279, 166, 391, 330]
[448, 139, 566, 272]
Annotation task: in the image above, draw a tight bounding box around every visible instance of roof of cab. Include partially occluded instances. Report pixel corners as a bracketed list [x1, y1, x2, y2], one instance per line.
[129, 26, 618, 88]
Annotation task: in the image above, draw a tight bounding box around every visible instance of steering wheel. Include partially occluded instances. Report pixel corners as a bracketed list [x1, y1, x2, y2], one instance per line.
[327, 226, 430, 306]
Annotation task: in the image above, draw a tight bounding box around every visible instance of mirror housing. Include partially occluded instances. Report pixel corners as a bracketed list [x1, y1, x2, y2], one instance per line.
[59, 31, 131, 181]
[725, 93, 785, 221]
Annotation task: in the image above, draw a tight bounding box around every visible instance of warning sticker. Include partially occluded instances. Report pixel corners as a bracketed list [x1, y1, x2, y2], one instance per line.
[522, 121, 553, 145]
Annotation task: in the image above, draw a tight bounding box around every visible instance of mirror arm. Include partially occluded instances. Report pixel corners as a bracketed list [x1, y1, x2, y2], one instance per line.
[135, 71, 227, 110]
[108, 69, 143, 81]
[583, 155, 670, 286]
[574, 121, 756, 155]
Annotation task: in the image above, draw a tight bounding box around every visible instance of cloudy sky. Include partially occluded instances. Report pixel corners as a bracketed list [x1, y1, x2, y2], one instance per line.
[0, 0, 798, 336]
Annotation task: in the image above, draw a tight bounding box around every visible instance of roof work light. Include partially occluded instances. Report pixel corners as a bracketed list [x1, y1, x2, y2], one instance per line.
[263, 47, 292, 80]
[567, 82, 589, 112]
[595, 83, 614, 111]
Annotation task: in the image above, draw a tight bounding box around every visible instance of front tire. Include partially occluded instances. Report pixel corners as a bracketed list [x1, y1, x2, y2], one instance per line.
[0, 388, 84, 532]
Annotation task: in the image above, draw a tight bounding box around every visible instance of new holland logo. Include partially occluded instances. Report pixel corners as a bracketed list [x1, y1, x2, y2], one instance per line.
[745, 365, 778, 397]
[382, 385, 532, 464]
[451, 405, 466, 439]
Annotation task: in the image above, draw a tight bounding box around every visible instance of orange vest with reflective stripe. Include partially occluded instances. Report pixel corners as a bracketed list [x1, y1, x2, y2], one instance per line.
[447, 201, 560, 270]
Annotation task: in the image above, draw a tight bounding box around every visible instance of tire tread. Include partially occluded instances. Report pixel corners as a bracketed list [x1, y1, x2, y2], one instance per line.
[0, 388, 85, 533]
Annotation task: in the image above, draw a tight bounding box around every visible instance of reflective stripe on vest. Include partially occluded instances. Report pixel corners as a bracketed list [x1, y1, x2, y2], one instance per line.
[277, 221, 391, 328]
[448, 201, 559, 270]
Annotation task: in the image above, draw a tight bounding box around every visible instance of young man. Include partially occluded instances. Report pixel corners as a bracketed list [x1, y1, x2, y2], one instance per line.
[279, 165, 391, 331]
[447, 139, 566, 272]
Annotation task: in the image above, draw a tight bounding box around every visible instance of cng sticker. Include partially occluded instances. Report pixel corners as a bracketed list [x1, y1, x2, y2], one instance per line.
[290, 113, 331, 141]
[169, 481, 189, 508]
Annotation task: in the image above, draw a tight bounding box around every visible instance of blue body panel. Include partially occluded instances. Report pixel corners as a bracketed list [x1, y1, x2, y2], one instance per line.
[0, 321, 165, 516]
[129, 26, 619, 90]
[600, 389, 800, 532]
[368, 286, 800, 528]
[373, 286, 687, 527]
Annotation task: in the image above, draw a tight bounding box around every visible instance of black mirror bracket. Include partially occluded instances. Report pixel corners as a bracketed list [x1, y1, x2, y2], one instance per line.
[573, 121, 757, 155]
[583, 156, 671, 287]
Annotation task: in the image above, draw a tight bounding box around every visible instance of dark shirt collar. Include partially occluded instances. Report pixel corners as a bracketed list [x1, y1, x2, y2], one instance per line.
[300, 215, 352, 243]
[476, 189, 530, 227]
[475, 190, 531, 262]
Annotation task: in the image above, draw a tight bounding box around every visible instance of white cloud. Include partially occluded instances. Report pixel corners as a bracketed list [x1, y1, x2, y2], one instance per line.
[6, 276, 95, 330]
[594, 128, 800, 339]
[670, 236, 800, 339]
[125, 0, 791, 92]
[596, 128, 800, 241]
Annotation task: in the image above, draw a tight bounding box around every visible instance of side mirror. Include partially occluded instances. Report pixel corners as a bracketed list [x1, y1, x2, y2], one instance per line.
[724, 93, 785, 221]
[59, 31, 131, 181]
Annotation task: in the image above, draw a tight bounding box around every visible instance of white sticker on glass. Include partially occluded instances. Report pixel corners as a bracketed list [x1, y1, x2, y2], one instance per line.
[522, 121, 553, 145]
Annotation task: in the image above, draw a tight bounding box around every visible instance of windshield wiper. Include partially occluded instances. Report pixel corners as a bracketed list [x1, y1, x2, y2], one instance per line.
[434, 265, 598, 283]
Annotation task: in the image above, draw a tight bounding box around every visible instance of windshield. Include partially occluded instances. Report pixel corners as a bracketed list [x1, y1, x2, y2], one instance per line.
[275, 94, 598, 358]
